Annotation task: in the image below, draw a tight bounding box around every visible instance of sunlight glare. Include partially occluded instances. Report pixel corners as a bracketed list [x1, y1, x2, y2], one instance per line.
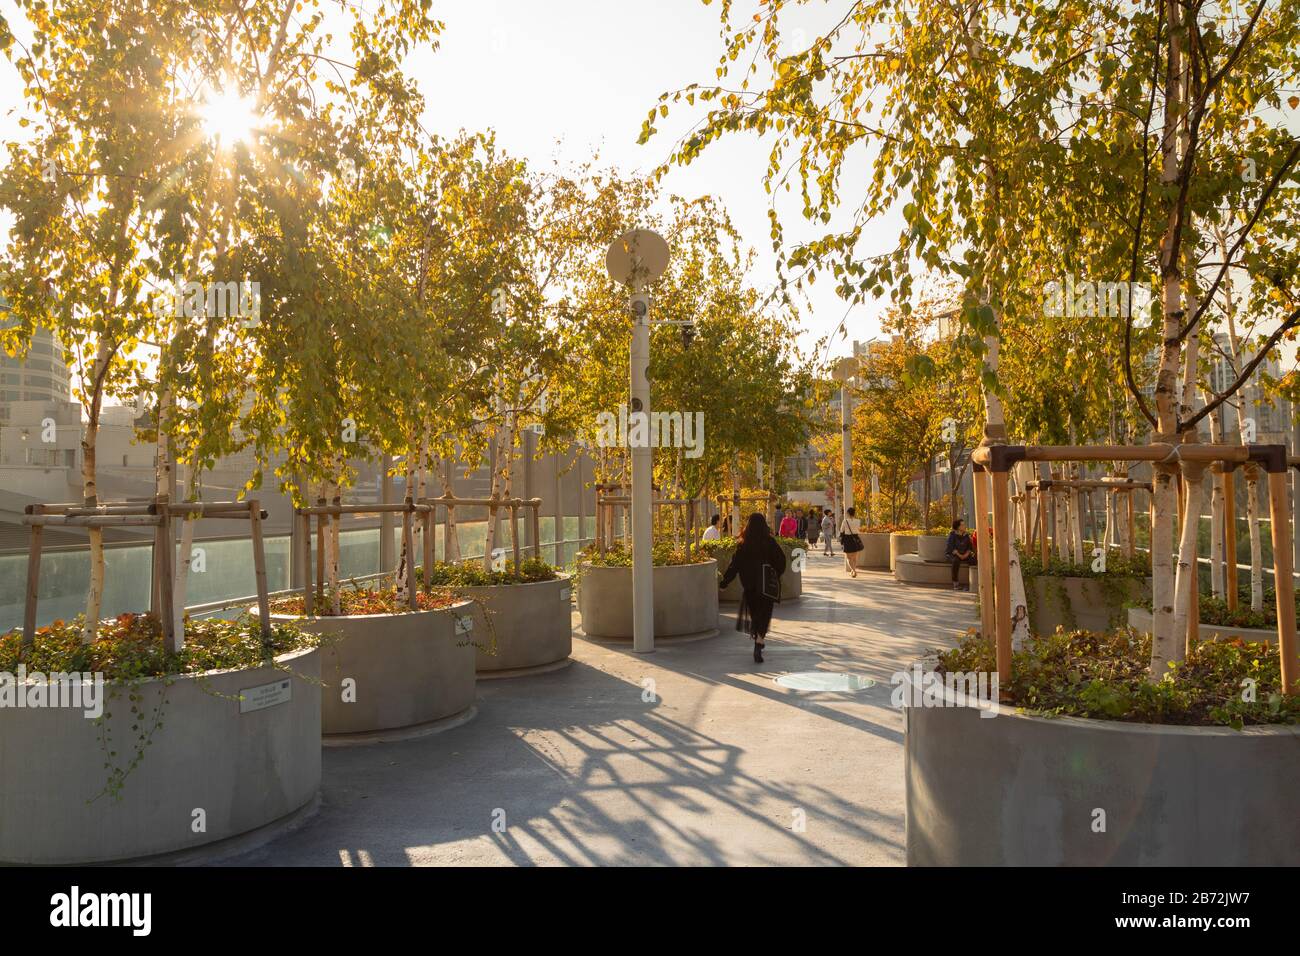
[199, 87, 263, 146]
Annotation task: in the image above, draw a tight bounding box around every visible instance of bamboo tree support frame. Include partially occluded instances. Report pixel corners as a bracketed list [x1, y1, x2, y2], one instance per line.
[1027, 478, 1148, 562]
[295, 499, 435, 611]
[418, 494, 544, 571]
[974, 442, 1298, 696]
[20, 499, 271, 652]
[596, 493, 704, 558]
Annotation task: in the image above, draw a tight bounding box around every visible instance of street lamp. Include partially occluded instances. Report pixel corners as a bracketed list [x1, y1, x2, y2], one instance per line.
[832, 355, 857, 527]
[606, 229, 670, 654]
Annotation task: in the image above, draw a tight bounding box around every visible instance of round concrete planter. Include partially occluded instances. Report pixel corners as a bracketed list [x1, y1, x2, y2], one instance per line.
[0, 647, 321, 865]
[915, 534, 949, 563]
[275, 602, 476, 739]
[715, 541, 803, 602]
[1127, 606, 1279, 645]
[903, 666, 1300, 865]
[859, 532, 890, 569]
[1026, 574, 1151, 635]
[577, 559, 720, 639]
[889, 532, 919, 571]
[463, 575, 574, 676]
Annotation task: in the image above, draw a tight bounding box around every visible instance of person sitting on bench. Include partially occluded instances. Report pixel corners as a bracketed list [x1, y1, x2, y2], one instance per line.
[945, 518, 976, 591]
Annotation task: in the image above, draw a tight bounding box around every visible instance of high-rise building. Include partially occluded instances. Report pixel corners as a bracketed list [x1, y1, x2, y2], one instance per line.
[0, 326, 72, 422]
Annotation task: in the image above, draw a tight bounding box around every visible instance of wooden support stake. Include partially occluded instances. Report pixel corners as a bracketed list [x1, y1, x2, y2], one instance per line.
[249, 500, 272, 640]
[991, 469, 1013, 691]
[972, 466, 996, 645]
[22, 523, 42, 651]
[402, 506, 416, 610]
[155, 497, 177, 651]
[1126, 490, 1136, 559]
[423, 507, 435, 577]
[531, 504, 541, 561]
[315, 500, 326, 602]
[1266, 471, 1298, 695]
[300, 511, 314, 617]
[1224, 469, 1238, 611]
[443, 503, 454, 565]
[1038, 485, 1049, 566]
[511, 504, 522, 571]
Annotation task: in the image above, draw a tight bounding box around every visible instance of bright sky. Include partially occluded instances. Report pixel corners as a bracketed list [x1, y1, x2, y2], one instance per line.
[406, 0, 894, 361]
[0, 0, 896, 366]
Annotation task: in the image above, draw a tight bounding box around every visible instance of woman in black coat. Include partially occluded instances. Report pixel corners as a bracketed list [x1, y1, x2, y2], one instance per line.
[719, 512, 787, 663]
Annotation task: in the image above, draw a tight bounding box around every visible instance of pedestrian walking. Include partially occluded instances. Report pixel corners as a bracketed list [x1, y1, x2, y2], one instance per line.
[719, 512, 788, 664]
[821, 509, 835, 555]
[839, 506, 864, 577]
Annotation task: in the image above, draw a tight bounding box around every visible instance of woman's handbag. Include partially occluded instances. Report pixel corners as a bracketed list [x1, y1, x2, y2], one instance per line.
[840, 532, 864, 554]
[761, 563, 781, 601]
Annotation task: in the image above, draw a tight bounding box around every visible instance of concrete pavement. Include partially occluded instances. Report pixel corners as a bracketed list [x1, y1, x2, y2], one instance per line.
[223, 552, 977, 866]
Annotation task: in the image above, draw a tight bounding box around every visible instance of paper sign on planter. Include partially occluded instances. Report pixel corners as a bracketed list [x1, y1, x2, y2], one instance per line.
[454, 614, 473, 636]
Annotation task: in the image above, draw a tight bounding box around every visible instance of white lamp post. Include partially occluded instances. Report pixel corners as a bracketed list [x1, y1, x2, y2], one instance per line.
[832, 356, 857, 526]
[606, 229, 670, 654]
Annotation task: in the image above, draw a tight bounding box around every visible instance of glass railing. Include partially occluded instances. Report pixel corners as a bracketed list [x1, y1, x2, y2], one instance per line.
[0, 515, 595, 631]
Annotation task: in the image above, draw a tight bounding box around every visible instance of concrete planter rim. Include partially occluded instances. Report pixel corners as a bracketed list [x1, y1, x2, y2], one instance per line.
[269, 598, 474, 623]
[7, 643, 319, 688]
[577, 559, 717, 571]
[453, 571, 572, 591]
[902, 664, 1296, 737]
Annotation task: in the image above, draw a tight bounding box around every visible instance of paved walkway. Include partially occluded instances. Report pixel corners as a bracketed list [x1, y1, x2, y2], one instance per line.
[225, 553, 976, 866]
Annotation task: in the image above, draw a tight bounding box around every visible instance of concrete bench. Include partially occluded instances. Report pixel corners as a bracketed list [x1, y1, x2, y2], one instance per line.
[894, 553, 970, 588]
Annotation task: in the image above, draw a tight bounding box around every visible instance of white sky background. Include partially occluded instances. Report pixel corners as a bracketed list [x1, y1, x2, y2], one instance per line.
[407, 0, 893, 362]
[0, 0, 896, 368]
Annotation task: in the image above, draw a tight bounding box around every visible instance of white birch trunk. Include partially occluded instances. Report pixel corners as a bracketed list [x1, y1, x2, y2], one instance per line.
[80, 341, 112, 644]
[1149, 0, 1185, 679]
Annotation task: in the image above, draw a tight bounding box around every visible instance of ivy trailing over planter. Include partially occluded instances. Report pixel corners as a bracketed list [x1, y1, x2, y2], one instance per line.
[1020, 550, 1152, 632]
[938, 627, 1299, 728]
[0, 613, 319, 801]
[0, 613, 315, 679]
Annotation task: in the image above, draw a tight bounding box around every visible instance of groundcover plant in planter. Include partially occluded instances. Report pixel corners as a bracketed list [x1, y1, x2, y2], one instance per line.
[576, 543, 720, 639]
[1128, 584, 1299, 644]
[420, 559, 573, 676]
[270, 581, 478, 739]
[1019, 550, 1151, 636]
[696, 536, 803, 601]
[904, 628, 1300, 865]
[0, 613, 322, 865]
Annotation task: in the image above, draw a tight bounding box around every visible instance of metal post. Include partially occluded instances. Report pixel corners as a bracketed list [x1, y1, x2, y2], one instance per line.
[630, 289, 654, 653]
[841, 383, 853, 517]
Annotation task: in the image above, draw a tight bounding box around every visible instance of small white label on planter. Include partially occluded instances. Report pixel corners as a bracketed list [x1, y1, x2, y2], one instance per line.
[560, 587, 571, 601]
[455, 615, 473, 636]
[239, 677, 292, 714]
